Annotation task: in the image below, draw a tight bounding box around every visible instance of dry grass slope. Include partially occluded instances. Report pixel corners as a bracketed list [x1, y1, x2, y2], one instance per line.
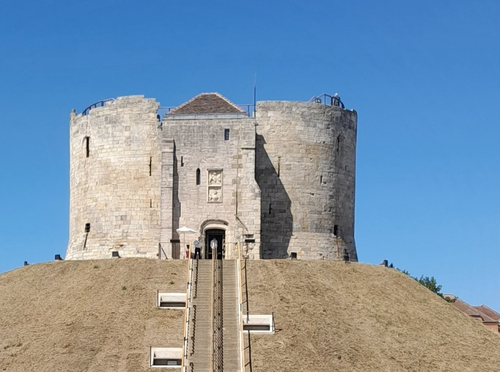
[0, 259, 187, 372]
[246, 260, 500, 372]
[1, 259, 500, 371]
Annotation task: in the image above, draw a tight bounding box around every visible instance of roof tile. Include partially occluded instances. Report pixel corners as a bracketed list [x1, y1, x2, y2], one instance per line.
[169, 93, 244, 114]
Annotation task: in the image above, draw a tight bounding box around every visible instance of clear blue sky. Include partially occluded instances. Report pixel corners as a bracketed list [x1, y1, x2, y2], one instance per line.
[1, 0, 499, 310]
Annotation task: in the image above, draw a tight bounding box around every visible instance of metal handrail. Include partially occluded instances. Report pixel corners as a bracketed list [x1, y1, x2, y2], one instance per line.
[238, 104, 256, 118]
[210, 246, 216, 371]
[242, 257, 253, 372]
[194, 257, 199, 299]
[308, 93, 345, 108]
[237, 242, 246, 372]
[158, 104, 255, 118]
[81, 98, 115, 116]
[181, 244, 193, 372]
[190, 304, 197, 356]
[212, 253, 224, 371]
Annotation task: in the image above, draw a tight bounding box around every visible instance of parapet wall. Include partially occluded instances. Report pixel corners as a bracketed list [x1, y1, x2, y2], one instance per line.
[255, 101, 357, 260]
[66, 96, 162, 260]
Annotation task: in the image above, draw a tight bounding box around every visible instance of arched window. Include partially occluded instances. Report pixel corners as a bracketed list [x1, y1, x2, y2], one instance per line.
[196, 168, 201, 185]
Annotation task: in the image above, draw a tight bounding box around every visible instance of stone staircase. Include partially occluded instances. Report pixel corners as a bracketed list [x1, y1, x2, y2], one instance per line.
[186, 259, 241, 372]
[222, 260, 241, 372]
[188, 259, 213, 371]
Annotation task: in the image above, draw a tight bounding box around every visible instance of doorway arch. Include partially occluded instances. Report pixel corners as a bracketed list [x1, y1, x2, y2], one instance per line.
[200, 219, 228, 259]
[205, 229, 225, 259]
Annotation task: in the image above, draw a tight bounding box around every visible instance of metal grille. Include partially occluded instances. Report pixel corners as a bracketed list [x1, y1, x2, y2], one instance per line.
[212, 259, 224, 371]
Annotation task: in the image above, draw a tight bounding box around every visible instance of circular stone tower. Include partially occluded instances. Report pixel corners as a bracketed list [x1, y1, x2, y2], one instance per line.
[66, 96, 161, 260]
[255, 100, 358, 261]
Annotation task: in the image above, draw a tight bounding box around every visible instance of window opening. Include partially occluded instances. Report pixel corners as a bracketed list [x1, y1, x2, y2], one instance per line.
[320, 175, 323, 184]
[84, 223, 90, 249]
[277, 156, 281, 177]
[150, 199, 152, 208]
[243, 314, 274, 332]
[291, 252, 297, 259]
[336, 135, 341, 154]
[334, 225, 339, 236]
[180, 156, 184, 167]
[85, 137, 90, 158]
[196, 168, 201, 185]
[268, 203, 272, 215]
[157, 292, 186, 309]
[150, 347, 183, 367]
[149, 157, 152, 176]
[224, 129, 230, 140]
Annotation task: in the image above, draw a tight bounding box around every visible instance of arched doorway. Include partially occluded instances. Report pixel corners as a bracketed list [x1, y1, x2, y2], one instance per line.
[205, 229, 225, 259]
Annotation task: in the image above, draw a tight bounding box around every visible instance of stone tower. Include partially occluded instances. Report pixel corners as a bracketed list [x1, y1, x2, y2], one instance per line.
[66, 93, 357, 261]
[255, 99, 357, 261]
[67, 96, 162, 260]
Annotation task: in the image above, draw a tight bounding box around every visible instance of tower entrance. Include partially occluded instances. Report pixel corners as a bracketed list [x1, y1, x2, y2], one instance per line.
[205, 229, 225, 259]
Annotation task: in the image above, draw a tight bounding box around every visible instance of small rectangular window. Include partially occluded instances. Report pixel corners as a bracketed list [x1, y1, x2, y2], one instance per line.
[150, 347, 183, 367]
[224, 129, 230, 140]
[157, 292, 186, 309]
[243, 314, 274, 333]
[85, 137, 90, 158]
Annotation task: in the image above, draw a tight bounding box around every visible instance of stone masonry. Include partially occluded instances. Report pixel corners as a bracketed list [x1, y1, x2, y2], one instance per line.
[66, 93, 358, 261]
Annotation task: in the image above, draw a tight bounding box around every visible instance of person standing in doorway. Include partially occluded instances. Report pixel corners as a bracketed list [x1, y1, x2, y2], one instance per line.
[210, 237, 218, 258]
[194, 239, 202, 259]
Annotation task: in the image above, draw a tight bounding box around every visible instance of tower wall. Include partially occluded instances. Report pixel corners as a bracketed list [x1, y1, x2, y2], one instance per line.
[66, 96, 162, 260]
[162, 115, 261, 259]
[255, 101, 357, 261]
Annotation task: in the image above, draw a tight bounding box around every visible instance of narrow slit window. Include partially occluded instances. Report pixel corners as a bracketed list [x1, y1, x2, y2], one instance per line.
[224, 129, 230, 140]
[85, 137, 90, 158]
[334, 225, 339, 236]
[268, 203, 272, 215]
[84, 223, 90, 249]
[320, 175, 323, 184]
[149, 157, 152, 176]
[196, 168, 201, 185]
[181, 156, 184, 167]
[336, 135, 341, 154]
[277, 156, 281, 177]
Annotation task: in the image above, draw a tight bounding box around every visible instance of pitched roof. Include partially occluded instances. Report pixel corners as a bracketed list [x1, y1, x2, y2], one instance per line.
[451, 298, 498, 323]
[169, 93, 244, 115]
[473, 305, 500, 322]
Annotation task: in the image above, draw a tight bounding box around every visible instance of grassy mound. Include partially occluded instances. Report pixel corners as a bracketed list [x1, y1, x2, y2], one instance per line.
[245, 260, 500, 372]
[1, 259, 500, 371]
[0, 259, 187, 371]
